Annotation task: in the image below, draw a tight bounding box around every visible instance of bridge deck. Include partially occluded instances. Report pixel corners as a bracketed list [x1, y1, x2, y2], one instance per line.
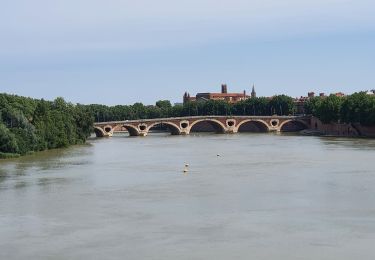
[94, 115, 309, 126]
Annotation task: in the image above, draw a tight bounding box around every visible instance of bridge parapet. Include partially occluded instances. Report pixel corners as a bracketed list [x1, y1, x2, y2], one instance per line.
[93, 115, 311, 137]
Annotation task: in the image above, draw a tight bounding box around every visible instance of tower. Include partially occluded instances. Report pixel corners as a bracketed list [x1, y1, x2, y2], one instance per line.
[251, 84, 256, 98]
[221, 84, 228, 94]
[183, 92, 190, 104]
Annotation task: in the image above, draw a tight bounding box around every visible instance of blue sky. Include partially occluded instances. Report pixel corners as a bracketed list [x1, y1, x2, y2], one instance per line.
[0, 0, 374, 105]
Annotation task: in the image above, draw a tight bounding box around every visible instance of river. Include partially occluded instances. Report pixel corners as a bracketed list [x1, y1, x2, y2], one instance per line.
[1, 133, 375, 260]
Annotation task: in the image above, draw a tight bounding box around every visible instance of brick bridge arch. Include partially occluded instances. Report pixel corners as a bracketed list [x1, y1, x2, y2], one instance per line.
[278, 119, 310, 132]
[188, 118, 227, 134]
[94, 126, 107, 137]
[94, 125, 114, 137]
[235, 119, 271, 132]
[146, 122, 181, 135]
[112, 124, 140, 136]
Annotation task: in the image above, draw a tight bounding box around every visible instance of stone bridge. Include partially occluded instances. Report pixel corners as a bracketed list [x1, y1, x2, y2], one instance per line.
[94, 115, 311, 137]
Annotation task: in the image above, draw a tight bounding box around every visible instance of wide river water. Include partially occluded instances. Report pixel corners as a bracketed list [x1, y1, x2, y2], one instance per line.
[1, 133, 375, 260]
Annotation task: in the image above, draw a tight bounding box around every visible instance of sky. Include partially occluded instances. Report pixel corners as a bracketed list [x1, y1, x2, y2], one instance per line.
[0, 0, 374, 105]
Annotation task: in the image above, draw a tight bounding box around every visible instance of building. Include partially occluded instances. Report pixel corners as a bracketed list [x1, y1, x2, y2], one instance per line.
[251, 84, 256, 98]
[183, 84, 255, 104]
[293, 91, 348, 114]
[294, 92, 326, 114]
[183, 85, 348, 115]
[293, 96, 309, 115]
[334, 92, 346, 97]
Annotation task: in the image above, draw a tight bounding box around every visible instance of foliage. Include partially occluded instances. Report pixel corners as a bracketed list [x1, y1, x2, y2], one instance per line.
[315, 94, 343, 124]
[304, 97, 321, 115]
[155, 100, 172, 109]
[87, 96, 297, 122]
[0, 122, 19, 154]
[0, 93, 93, 156]
[304, 92, 375, 125]
[341, 92, 375, 126]
[0, 152, 20, 159]
[86, 92, 375, 127]
[268, 95, 295, 115]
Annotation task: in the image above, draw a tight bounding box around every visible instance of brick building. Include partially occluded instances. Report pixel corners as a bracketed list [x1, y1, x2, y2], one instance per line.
[183, 84, 255, 104]
[183, 85, 347, 115]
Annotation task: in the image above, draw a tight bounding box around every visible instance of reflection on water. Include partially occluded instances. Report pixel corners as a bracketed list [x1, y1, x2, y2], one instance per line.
[0, 133, 375, 260]
[14, 181, 28, 189]
[321, 137, 375, 150]
[2, 144, 93, 176]
[0, 168, 7, 184]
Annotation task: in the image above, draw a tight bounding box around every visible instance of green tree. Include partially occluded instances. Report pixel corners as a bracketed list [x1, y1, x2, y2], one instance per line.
[269, 95, 295, 115]
[0, 122, 19, 154]
[315, 94, 343, 123]
[304, 97, 322, 116]
[156, 100, 172, 109]
[341, 92, 375, 126]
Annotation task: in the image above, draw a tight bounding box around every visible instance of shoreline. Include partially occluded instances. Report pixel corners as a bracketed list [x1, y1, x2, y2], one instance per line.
[2, 126, 375, 161]
[0, 143, 92, 161]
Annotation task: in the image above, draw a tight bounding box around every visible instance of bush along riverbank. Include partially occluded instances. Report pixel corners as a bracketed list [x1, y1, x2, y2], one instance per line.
[0, 93, 93, 158]
[304, 92, 375, 137]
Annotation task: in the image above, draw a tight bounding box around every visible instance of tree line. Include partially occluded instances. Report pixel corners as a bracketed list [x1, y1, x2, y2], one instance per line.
[86, 95, 296, 122]
[305, 92, 375, 126]
[87, 92, 375, 126]
[0, 93, 93, 158]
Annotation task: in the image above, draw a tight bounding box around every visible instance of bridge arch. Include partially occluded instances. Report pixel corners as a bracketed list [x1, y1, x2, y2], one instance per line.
[94, 126, 106, 137]
[279, 119, 309, 132]
[146, 122, 181, 135]
[189, 119, 226, 133]
[236, 119, 270, 132]
[112, 124, 122, 132]
[112, 124, 140, 136]
[123, 124, 140, 136]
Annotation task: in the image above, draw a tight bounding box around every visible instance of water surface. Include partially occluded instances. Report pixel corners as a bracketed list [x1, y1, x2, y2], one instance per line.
[1, 133, 375, 260]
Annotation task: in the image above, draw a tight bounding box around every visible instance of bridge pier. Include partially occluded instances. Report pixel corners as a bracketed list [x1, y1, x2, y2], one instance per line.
[94, 126, 113, 137]
[225, 128, 238, 134]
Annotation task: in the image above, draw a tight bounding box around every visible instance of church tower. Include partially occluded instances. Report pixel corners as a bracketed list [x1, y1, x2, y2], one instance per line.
[183, 92, 190, 104]
[251, 84, 256, 98]
[221, 84, 228, 94]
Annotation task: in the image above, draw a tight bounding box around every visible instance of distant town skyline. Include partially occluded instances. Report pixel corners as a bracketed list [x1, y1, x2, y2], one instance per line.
[1, 0, 374, 105]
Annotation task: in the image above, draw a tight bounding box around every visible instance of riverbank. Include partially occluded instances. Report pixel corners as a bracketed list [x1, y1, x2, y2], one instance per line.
[0, 152, 21, 159]
[0, 143, 94, 162]
[0, 93, 93, 159]
[309, 117, 375, 138]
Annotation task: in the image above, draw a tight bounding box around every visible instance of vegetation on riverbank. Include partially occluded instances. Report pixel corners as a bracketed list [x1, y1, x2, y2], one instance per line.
[0, 93, 93, 157]
[0, 152, 20, 159]
[87, 92, 375, 127]
[305, 92, 375, 126]
[86, 95, 296, 122]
